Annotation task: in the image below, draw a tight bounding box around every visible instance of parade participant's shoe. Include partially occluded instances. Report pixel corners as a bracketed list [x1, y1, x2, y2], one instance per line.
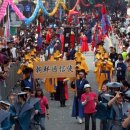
[77, 117, 83, 124]
[62, 104, 66, 107]
[60, 104, 63, 107]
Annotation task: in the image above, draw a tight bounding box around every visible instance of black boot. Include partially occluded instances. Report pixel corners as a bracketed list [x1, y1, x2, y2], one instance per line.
[62, 100, 66, 107]
[60, 101, 63, 107]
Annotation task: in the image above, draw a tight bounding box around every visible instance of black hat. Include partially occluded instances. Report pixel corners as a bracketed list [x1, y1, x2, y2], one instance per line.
[78, 69, 86, 75]
[106, 82, 123, 88]
[22, 67, 33, 74]
[23, 87, 32, 92]
[122, 80, 130, 88]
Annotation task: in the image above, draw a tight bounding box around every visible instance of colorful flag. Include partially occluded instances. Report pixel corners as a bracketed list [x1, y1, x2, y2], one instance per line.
[37, 33, 42, 47]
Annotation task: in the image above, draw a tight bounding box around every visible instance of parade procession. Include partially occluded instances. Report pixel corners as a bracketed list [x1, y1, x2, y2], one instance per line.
[0, 0, 130, 129]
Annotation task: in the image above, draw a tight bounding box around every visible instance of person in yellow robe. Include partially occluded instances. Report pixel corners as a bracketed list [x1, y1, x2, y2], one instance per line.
[95, 53, 113, 91]
[44, 55, 57, 100]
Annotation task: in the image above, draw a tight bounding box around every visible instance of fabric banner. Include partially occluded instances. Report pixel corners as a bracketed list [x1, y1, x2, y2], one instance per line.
[33, 60, 76, 78]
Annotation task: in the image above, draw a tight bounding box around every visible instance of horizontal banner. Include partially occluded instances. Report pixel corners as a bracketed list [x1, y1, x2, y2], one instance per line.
[33, 60, 76, 78]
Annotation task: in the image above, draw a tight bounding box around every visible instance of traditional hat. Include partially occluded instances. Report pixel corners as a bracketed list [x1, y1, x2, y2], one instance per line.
[50, 55, 55, 61]
[75, 57, 82, 62]
[0, 101, 10, 107]
[25, 54, 31, 60]
[33, 48, 37, 53]
[27, 63, 33, 69]
[30, 51, 35, 56]
[18, 92, 27, 96]
[104, 53, 109, 59]
[75, 51, 82, 58]
[56, 54, 62, 58]
[95, 54, 101, 59]
[17, 65, 26, 74]
[54, 50, 61, 58]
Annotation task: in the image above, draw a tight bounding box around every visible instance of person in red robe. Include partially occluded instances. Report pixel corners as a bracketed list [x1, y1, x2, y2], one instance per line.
[59, 27, 64, 52]
[46, 29, 52, 44]
[70, 31, 75, 49]
[91, 24, 103, 51]
[81, 33, 89, 52]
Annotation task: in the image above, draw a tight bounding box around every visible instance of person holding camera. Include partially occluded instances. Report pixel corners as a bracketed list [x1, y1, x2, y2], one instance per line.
[107, 91, 124, 130]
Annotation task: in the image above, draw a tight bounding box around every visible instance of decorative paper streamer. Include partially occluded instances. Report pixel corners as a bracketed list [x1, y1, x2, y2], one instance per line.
[60, 1, 68, 11]
[39, 0, 49, 16]
[64, 0, 80, 16]
[24, 0, 60, 24]
[0, 0, 99, 24]
[0, 0, 25, 22]
[49, 0, 60, 16]
[0, 0, 9, 22]
[9, 0, 25, 20]
[24, 0, 40, 25]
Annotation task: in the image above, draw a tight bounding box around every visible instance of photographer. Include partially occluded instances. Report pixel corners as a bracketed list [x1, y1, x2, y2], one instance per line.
[107, 91, 123, 130]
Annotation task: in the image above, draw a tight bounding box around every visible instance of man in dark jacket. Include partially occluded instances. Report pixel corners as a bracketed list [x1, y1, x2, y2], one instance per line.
[116, 57, 127, 82]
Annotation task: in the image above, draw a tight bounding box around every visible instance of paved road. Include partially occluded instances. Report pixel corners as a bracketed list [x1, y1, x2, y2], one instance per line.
[45, 51, 100, 130]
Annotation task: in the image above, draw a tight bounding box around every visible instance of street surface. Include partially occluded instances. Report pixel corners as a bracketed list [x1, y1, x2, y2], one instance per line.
[45, 50, 100, 130]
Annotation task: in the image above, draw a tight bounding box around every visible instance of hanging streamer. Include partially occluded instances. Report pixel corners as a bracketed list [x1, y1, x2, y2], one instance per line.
[9, 0, 25, 20]
[0, 0, 9, 22]
[39, 0, 49, 16]
[0, 0, 25, 22]
[60, 1, 68, 11]
[24, 0, 60, 24]
[24, 1, 40, 24]
[49, 0, 60, 16]
[0, 0, 98, 24]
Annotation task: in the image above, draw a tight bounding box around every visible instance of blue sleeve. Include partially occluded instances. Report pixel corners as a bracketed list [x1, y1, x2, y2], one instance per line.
[9, 105, 16, 127]
[1, 117, 11, 130]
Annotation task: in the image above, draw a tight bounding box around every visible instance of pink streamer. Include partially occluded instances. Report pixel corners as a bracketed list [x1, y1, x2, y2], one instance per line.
[0, 0, 8, 22]
[9, 0, 25, 20]
[71, 0, 80, 11]
[0, 0, 25, 22]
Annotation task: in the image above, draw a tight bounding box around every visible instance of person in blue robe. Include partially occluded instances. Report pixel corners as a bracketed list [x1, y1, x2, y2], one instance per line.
[72, 69, 89, 123]
[0, 109, 11, 130]
[23, 87, 41, 126]
[11, 92, 33, 130]
[68, 48, 76, 60]
[85, 28, 92, 44]
[21, 67, 34, 91]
